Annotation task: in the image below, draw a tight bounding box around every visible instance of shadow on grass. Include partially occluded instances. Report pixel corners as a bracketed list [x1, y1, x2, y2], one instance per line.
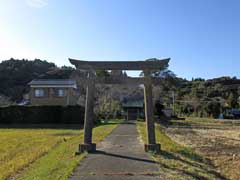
[160, 161, 211, 180]
[158, 150, 228, 180]
[177, 149, 204, 162]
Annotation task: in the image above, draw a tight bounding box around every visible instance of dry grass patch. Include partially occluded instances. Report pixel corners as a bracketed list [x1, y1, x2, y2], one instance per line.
[166, 118, 240, 180]
[137, 122, 226, 180]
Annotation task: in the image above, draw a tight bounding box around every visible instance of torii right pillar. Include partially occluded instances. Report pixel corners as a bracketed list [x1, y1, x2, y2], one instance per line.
[144, 71, 161, 153]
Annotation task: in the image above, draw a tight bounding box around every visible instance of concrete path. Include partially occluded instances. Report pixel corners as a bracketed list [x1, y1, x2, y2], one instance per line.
[69, 121, 161, 180]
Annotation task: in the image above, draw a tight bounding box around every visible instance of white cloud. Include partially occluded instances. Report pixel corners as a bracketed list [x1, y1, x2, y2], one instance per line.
[25, 0, 48, 8]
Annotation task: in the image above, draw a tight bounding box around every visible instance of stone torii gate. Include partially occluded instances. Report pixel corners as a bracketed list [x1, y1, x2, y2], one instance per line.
[69, 58, 170, 153]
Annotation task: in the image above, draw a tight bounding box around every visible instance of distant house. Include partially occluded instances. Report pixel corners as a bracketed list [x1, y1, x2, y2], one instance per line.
[121, 96, 144, 120]
[28, 79, 78, 106]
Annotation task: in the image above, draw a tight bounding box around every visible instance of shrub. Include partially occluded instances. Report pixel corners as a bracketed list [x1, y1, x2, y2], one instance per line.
[0, 105, 85, 124]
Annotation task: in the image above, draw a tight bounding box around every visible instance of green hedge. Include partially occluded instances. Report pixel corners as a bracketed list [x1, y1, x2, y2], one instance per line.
[0, 105, 85, 124]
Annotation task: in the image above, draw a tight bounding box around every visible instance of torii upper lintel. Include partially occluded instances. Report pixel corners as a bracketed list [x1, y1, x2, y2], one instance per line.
[69, 58, 170, 71]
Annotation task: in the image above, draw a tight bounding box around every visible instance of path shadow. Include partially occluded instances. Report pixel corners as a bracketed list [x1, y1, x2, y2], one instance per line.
[93, 150, 157, 164]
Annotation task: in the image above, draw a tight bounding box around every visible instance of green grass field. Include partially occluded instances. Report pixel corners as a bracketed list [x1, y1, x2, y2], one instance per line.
[137, 122, 226, 180]
[0, 120, 121, 180]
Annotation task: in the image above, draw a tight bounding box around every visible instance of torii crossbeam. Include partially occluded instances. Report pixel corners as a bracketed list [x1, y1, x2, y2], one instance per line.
[69, 58, 170, 153]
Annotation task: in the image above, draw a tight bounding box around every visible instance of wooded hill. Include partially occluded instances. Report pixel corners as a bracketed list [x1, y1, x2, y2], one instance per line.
[172, 77, 240, 117]
[0, 58, 74, 101]
[0, 59, 239, 118]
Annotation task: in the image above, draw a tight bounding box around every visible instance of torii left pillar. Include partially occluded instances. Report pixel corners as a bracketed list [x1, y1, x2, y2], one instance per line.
[76, 72, 96, 154]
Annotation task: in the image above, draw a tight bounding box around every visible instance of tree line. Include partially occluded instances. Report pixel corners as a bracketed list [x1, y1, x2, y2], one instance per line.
[160, 77, 240, 118]
[0, 58, 239, 118]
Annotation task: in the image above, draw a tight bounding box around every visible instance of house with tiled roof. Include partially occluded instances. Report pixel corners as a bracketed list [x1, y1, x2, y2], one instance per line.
[28, 79, 79, 106]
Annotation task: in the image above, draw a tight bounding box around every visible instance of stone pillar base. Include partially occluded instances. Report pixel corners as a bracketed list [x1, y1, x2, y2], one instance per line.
[144, 144, 161, 153]
[75, 143, 96, 155]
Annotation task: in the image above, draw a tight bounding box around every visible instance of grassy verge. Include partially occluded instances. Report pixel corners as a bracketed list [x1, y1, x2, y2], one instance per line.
[137, 122, 227, 180]
[0, 120, 121, 180]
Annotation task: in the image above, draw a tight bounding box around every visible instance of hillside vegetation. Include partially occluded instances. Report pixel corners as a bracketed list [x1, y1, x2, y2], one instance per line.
[0, 59, 74, 101]
[171, 77, 240, 117]
[0, 59, 239, 118]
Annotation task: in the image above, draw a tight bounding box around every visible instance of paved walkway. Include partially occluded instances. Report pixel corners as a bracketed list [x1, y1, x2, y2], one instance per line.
[69, 121, 161, 180]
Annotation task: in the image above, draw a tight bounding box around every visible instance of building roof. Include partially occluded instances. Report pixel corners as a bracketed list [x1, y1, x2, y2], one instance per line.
[28, 79, 77, 88]
[122, 99, 144, 108]
[121, 95, 144, 108]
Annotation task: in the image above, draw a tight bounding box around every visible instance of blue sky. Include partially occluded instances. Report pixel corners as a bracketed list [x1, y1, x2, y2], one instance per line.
[0, 0, 239, 79]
